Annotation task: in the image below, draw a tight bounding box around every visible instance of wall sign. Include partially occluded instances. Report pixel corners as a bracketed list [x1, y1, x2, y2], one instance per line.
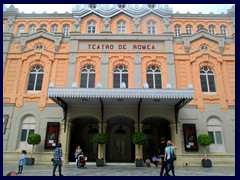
[79, 42, 164, 52]
[183, 124, 199, 151]
[44, 122, 60, 149]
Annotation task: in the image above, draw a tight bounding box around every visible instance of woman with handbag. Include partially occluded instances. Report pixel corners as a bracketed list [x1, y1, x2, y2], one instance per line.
[164, 140, 177, 176]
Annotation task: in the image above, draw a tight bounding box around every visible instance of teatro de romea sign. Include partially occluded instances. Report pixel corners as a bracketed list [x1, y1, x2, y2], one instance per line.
[79, 42, 164, 52]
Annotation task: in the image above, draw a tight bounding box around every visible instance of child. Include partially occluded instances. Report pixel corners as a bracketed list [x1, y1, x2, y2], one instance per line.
[18, 150, 27, 174]
[145, 158, 151, 167]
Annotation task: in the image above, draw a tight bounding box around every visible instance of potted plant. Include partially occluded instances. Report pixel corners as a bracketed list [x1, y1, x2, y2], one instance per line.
[197, 134, 212, 168]
[26, 133, 41, 165]
[132, 132, 148, 167]
[92, 133, 109, 166]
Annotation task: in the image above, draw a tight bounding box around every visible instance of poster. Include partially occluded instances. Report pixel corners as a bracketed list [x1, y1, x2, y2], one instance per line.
[44, 122, 60, 149]
[183, 124, 199, 151]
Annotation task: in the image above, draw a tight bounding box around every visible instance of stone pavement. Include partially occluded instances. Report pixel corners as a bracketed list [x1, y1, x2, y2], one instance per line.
[3, 163, 235, 176]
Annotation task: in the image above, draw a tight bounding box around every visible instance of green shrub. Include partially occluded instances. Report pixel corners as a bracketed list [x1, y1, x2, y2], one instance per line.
[132, 132, 148, 145]
[27, 133, 41, 158]
[93, 133, 109, 144]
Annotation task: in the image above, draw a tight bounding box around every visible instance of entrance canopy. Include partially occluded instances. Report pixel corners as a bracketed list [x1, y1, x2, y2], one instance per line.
[48, 87, 194, 133]
[48, 87, 194, 106]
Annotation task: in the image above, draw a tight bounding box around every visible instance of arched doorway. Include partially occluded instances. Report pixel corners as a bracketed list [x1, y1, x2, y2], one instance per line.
[69, 117, 99, 162]
[106, 116, 134, 162]
[142, 117, 170, 159]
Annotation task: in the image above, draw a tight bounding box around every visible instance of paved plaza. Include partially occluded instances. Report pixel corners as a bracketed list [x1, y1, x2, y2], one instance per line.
[3, 163, 235, 176]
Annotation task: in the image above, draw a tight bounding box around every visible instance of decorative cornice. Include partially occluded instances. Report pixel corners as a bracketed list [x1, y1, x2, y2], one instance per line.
[72, 4, 173, 18]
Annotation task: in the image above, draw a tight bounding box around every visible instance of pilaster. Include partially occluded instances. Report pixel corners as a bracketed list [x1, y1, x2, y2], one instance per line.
[59, 122, 71, 163]
[133, 53, 142, 88]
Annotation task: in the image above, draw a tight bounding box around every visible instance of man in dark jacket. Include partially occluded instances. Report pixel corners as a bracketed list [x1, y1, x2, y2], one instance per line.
[159, 137, 169, 176]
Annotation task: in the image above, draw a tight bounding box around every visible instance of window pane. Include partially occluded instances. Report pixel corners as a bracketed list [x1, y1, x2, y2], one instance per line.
[36, 74, 43, 90]
[114, 74, 120, 88]
[147, 74, 153, 88]
[208, 131, 215, 144]
[28, 74, 35, 90]
[20, 129, 27, 141]
[122, 74, 128, 88]
[89, 74, 95, 88]
[29, 129, 35, 136]
[200, 75, 208, 92]
[215, 131, 223, 144]
[155, 74, 162, 88]
[208, 75, 216, 92]
[80, 74, 87, 88]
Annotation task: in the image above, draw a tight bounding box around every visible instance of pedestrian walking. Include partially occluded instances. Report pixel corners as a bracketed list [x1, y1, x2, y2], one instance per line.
[17, 150, 27, 174]
[52, 143, 64, 176]
[159, 137, 168, 176]
[164, 140, 177, 176]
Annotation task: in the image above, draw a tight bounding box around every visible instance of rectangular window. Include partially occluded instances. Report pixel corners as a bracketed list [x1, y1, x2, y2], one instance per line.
[29, 129, 35, 136]
[215, 131, 223, 144]
[208, 131, 215, 144]
[20, 129, 27, 141]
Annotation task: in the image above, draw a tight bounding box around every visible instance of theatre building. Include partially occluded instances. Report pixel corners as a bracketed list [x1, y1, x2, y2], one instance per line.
[3, 4, 235, 166]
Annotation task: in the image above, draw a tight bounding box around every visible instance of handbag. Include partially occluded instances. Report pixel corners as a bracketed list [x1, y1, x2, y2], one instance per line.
[51, 158, 54, 162]
[170, 150, 177, 161]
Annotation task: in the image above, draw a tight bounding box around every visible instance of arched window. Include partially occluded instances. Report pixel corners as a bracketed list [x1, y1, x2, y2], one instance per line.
[51, 25, 58, 34]
[197, 25, 204, 31]
[18, 115, 36, 149]
[113, 66, 128, 88]
[209, 25, 215, 34]
[27, 65, 44, 91]
[18, 25, 24, 36]
[29, 25, 36, 34]
[147, 21, 156, 34]
[207, 118, 225, 152]
[175, 25, 181, 36]
[40, 24, 47, 30]
[186, 25, 192, 34]
[80, 65, 96, 88]
[87, 21, 96, 34]
[117, 20, 126, 34]
[146, 66, 162, 89]
[200, 66, 216, 92]
[220, 25, 227, 36]
[63, 25, 69, 36]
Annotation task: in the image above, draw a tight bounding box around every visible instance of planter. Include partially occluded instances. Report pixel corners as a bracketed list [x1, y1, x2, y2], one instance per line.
[96, 159, 104, 166]
[26, 157, 35, 165]
[135, 160, 144, 167]
[202, 159, 212, 168]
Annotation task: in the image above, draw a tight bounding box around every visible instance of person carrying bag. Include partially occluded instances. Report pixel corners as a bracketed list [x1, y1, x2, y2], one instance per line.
[164, 140, 177, 176]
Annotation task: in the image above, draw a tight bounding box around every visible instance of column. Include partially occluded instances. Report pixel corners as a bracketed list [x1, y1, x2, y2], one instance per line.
[66, 39, 78, 87]
[59, 121, 72, 163]
[133, 53, 142, 88]
[134, 123, 143, 159]
[166, 40, 176, 89]
[101, 53, 109, 88]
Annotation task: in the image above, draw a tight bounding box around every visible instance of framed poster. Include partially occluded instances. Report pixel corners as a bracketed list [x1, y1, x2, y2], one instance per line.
[183, 124, 199, 151]
[44, 122, 60, 149]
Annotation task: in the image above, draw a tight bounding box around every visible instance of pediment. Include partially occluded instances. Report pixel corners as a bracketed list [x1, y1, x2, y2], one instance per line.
[19, 29, 63, 52]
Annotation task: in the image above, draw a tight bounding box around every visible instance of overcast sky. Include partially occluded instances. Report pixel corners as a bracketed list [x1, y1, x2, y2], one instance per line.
[5, 4, 235, 14]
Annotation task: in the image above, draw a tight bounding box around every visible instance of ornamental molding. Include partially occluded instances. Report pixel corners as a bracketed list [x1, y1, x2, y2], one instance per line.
[72, 4, 173, 18]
